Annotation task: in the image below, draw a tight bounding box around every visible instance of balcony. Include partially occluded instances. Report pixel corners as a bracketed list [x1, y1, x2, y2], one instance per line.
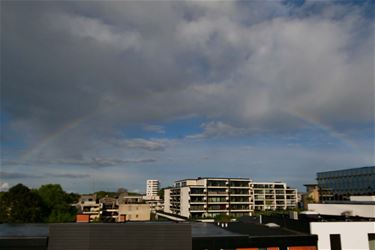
[190, 205, 205, 211]
[190, 193, 205, 196]
[207, 197, 227, 202]
[207, 188, 227, 195]
[230, 209, 252, 212]
[230, 201, 250, 204]
[229, 181, 250, 188]
[207, 181, 227, 187]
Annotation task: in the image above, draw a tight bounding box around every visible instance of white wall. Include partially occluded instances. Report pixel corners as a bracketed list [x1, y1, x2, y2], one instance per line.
[308, 203, 375, 218]
[118, 204, 151, 221]
[180, 187, 190, 218]
[163, 189, 171, 213]
[310, 222, 375, 250]
[351, 196, 375, 202]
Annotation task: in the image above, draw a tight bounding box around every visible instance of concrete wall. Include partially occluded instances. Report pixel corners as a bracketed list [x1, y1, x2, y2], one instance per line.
[118, 204, 151, 221]
[310, 221, 375, 250]
[308, 203, 375, 218]
[180, 187, 190, 218]
[163, 189, 171, 213]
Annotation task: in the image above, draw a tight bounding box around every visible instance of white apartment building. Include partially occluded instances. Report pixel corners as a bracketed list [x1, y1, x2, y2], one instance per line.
[166, 178, 253, 219]
[164, 178, 298, 219]
[146, 179, 160, 198]
[253, 182, 298, 211]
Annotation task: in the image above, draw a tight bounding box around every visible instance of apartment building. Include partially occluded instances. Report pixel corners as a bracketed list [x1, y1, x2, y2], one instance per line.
[164, 177, 298, 219]
[146, 179, 160, 198]
[164, 177, 254, 219]
[78, 194, 100, 222]
[253, 182, 298, 211]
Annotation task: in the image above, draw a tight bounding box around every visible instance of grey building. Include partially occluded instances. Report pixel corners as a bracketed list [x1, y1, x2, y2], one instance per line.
[317, 166, 375, 201]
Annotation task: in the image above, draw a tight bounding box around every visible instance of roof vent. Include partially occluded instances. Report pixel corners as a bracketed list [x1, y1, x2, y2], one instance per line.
[265, 223, 280, 228]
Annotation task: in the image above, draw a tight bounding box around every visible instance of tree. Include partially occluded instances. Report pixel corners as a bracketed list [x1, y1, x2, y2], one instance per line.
[214, 214, 233, 222]
[37, 184, 77, 223]
[0, 183, 44, 223]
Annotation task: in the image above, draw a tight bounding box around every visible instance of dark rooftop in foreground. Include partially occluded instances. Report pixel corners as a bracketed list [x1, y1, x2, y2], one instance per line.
[191, 223, 245, 238]
[0, 224, 49, 237]
[0, 221, 318, 250]
[226, 222, 307, 236]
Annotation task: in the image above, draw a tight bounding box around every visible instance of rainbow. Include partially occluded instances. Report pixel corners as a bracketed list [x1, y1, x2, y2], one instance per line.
[21, 107, 368, 162]
[21, 114, 93, 161]
[284, 108, 362, 152]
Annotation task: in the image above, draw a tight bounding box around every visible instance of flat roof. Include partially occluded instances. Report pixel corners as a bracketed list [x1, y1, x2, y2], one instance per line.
[317, 166, 375, 175]
[175, 177, 251, 182]
[322, 201, 375, 205]
[225, 222, 308, 237]
[191, 223, 246, 238]
[0, 224, 49, 237]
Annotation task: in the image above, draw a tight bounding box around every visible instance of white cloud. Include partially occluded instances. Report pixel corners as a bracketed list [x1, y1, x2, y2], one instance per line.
[1, 1, 373, 192]
[143, 125, 165, 134]
[0, 182, 10, 191]
[50, 13, 141, 51]
[118, 138, 170, 151]
[187, 121, 262, 139]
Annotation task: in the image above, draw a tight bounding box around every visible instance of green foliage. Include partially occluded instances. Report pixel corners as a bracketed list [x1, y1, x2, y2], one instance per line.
[0, 183, 44, 223]
[37, 184, 77, 223]
[95, 191, 117, 200]
[254, 209, 298, 216]
[214, 214, 234, 222]
[0, 183, 78, 223]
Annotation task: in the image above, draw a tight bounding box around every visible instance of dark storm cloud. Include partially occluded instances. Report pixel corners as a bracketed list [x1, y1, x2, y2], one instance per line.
[45, 173, 90, 179]
[0, 171, 39, 179]
[2, 157, 157, 168]
[1, 1, 373, 166]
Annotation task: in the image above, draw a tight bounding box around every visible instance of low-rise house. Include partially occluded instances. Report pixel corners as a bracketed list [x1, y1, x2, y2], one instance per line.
[78, 194, 100, 222]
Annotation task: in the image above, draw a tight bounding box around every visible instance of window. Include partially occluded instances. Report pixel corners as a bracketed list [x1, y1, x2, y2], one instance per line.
[369, 234, 375, 250]
[330, 234, 342, 250]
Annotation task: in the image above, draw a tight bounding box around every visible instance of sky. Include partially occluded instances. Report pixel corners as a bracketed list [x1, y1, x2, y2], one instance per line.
[1, 0, 374, 194]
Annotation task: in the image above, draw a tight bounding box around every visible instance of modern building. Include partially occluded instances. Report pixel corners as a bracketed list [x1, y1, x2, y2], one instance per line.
[317, 166, 375, 201]
[253, 182, 298, 211]
[146, 179, 160, 198]
[164, 177, 298, 219]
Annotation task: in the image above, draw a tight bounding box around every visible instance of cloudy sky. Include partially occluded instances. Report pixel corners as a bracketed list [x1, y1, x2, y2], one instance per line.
[1, 0, 374, 193]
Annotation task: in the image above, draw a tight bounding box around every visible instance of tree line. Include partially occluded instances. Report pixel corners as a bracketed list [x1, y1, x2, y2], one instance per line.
[0, 183, 79, 223]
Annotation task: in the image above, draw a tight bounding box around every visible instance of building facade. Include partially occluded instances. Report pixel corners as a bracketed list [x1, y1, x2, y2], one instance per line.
[146, 179, 160, 198]
[317, 166, 375, 201]
[310, 222, 375, 250]
[253, 182, 298, 211]
[77, 194, 100, 222]
[77, 194, 152, 222]
[164, 177, 298, 219]
[118, 204, 151, 221]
